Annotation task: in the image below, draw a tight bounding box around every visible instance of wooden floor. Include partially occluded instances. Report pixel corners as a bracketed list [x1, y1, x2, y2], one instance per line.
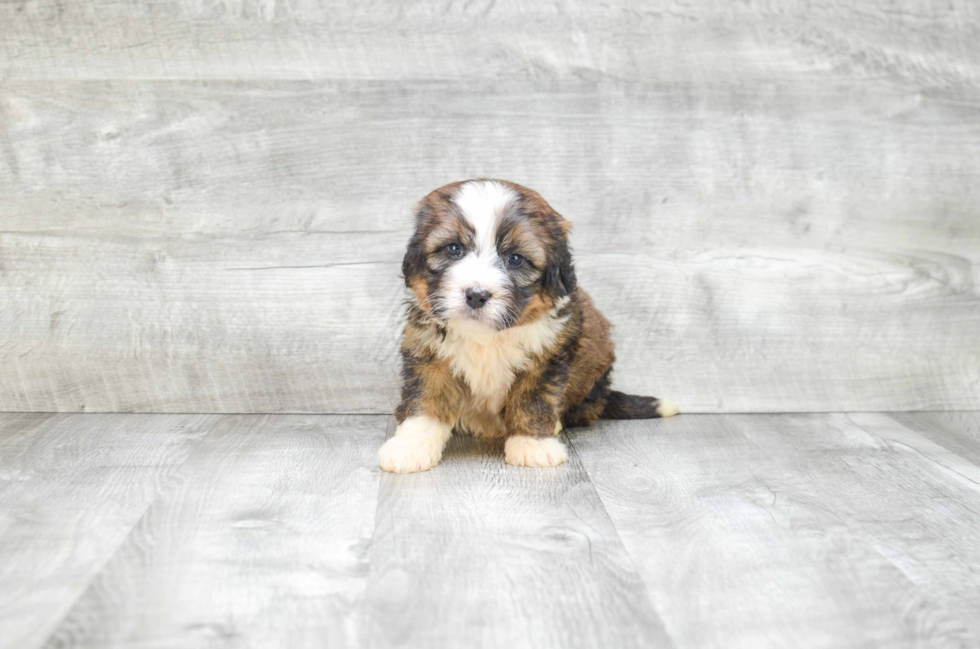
[2, 412, 979, 649]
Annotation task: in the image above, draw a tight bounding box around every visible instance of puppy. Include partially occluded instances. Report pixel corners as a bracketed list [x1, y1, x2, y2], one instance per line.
[379, 179, 678, 473]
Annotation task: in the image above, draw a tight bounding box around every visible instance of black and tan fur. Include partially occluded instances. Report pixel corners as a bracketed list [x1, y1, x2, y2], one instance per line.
[379, 179, 677, 473]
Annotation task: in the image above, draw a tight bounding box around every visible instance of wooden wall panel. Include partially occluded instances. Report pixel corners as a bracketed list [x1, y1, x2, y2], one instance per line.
[3, 1, 979, 84]
[1, 2, 978, 413]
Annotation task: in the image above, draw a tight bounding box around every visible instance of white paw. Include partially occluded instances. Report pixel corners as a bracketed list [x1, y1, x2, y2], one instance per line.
[657, 399, 680, 417]
[379, 436, 443, 473]
[379, 416, 452, 474]
[505, 435, 568, 468]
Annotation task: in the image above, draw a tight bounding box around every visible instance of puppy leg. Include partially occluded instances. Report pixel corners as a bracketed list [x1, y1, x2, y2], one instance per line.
[383, 345, 462, 473]
[504, 379, 568, 467]
[378, 415, 453, 474]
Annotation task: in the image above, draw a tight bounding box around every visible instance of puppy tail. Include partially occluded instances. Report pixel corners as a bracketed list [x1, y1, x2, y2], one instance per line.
[601, 391, 680, 419]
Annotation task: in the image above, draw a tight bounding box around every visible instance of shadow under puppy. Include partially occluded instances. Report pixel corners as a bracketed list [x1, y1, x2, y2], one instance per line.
[380, 179, 678, 473]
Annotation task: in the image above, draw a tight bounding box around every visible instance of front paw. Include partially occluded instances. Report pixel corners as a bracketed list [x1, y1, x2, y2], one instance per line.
[378, 416, 452, 473]
[505, 435, 568, 468]
[379, 436, 442, 473]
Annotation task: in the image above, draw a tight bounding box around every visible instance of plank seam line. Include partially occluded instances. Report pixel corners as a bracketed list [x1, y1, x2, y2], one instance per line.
[825, 414, 980, 625]
[846, 413, 980, 490]
[564, 432, 677, 646]
[33, 414, 222, 648]
[352, 415, 396, 642]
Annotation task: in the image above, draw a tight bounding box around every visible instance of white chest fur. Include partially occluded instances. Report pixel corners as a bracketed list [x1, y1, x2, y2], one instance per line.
[424, 311, 567, 414]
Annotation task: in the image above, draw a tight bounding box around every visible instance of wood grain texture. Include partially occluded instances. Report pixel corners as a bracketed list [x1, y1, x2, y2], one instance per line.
[40, 414, 386, 649]
[3, 1, 979, 83]
[0, 413, 218, 649]
[1, 76, 978, 413]
[360, 417, 671, 649]
[842, 411, 980, 640]
[569, 413, 980, 648]
[888, 411, 980, 467]
[4, 412, 980, 648]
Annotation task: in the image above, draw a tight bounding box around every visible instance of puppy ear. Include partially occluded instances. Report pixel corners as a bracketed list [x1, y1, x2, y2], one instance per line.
[542, 225, 576, 298]
[401, 206, 430, 287]
[557, 215, 574, 236]
[401, 235, 426, 287]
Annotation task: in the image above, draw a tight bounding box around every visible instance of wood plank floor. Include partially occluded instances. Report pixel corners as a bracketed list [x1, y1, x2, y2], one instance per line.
[2, 412, 979, 648]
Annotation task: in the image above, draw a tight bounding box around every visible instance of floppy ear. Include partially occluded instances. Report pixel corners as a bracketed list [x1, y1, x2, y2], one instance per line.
[402, 236, 427, 287]
[401, 207, 430, 287]
[542, 218, 576, 299]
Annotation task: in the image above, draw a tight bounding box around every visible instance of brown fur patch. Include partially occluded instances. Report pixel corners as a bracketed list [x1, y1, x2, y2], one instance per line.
[563, 290, 616, 414]
[495, 217, 548, 268]
[409, 277, 431, 313]
[395, 349, 465, 425]
[515, 293, 552, 326]
[505, 357, 566, 438]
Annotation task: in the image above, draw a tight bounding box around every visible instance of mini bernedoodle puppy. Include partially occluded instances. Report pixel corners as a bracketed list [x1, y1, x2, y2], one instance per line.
[379, 179, 678, 473]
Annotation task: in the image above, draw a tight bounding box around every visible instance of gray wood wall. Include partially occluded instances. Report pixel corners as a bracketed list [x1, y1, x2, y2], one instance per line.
[2, 1, 978, 414]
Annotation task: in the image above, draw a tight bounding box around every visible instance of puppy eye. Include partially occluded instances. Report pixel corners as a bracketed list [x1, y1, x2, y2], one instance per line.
[446, 243, 464, 258]
[506, 253, 524, 268]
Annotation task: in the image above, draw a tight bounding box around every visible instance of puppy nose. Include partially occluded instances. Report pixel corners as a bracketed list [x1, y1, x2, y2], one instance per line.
[464, 287, 491, 310]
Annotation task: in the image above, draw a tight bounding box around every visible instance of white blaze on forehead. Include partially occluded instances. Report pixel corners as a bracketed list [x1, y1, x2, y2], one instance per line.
[453, 180, 516, 255]
[440, 180, 516, 325]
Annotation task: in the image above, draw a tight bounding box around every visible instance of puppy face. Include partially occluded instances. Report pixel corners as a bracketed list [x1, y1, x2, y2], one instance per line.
[403, 179, 576, 330]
